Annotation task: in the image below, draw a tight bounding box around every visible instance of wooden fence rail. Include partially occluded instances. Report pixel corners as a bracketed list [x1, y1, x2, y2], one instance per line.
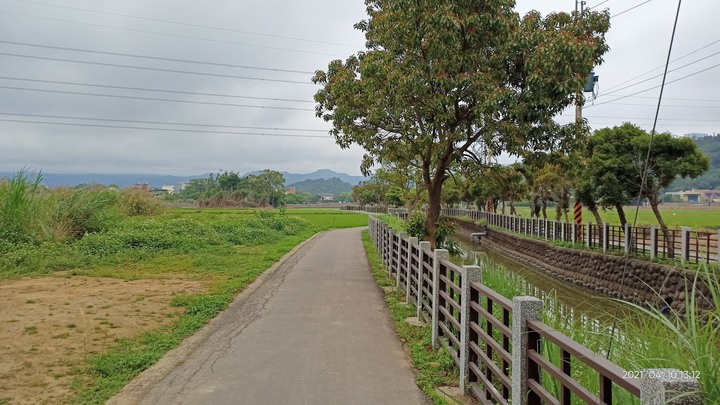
[349, 205, 720, 265]
[368, 217, 704, 405]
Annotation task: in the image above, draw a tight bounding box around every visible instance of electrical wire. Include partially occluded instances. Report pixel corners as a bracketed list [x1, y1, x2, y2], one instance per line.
[611, 0, 656, 19]
[0, 11, 344, 58]
[0, 52, 315, 85]
[0, 85, 316, 111]
[11, 0, 358, 48]
[602, 39, 720, 94]
[0, 118, 331, 139]
[605, 0, 682, 361]
[587, 0, 610, 11]
[585, 62, 720, 108]
[0, 40, 315, 74]
[0, 76, 315, 104]
[0, 112, 328, 132]
[601, 50, 720, 96]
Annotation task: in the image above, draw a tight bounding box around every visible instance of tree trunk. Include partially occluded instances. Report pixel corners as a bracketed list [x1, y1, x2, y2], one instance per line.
[590, 206, 603, 225]
[615, 204, 628, 227]
[541, 199, 548, 219]
[510, 198, 517, 216]
[501, 200, 506, 215]
[649, 192, 674, 258]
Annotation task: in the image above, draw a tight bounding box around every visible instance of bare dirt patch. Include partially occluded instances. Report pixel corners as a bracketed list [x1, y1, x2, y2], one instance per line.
[0, 274, 207, 405]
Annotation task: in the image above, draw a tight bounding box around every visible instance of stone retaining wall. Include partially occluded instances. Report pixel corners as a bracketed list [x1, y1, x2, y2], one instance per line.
[472, 225, 714, 312]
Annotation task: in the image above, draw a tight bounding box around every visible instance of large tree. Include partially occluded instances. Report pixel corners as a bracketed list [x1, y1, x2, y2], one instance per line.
[313, 0, 609, 247]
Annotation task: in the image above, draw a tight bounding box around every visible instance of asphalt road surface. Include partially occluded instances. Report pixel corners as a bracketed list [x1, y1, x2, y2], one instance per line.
[109, 227, 431, 405]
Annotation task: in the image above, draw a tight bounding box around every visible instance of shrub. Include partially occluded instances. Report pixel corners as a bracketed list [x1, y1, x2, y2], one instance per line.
[119, 189, 165, 216]
[0, 170, 44, 243]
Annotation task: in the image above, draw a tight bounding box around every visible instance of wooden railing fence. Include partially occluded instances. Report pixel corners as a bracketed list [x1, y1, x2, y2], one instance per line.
[369, 217, 704, 405]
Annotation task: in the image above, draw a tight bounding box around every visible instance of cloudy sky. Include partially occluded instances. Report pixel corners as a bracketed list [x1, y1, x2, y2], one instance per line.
[0, 0, 718, 176]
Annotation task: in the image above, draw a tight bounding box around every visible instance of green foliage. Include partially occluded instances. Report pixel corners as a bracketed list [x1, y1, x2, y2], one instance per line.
[405, 212, 462, 255]
[289, 177, 352, 195]
[0, 170, 43, 243]
[667, 134, 720, 191]
[314, 1, 609, 247]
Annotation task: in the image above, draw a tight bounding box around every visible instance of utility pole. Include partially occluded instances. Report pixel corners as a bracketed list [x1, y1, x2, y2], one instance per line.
[574, 0, 587, 236]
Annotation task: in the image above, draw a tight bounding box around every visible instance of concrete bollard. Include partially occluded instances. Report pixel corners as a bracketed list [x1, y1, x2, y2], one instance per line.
[511, 296, 543, 405]
[681, 227, 691, 263]
[602, 223, 609, 253]
[417, 241, 431, 319]
[640, 369, 703, 404]
[459, 265, 482, 393]
[407, 236, 418, 303]
[431, 249, 449, 350]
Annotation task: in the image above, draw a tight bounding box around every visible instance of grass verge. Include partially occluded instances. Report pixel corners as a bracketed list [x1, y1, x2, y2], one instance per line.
[361, 230, 457, 405]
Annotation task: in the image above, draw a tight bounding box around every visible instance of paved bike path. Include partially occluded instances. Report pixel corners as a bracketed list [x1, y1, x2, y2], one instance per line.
[110, 227, 430, 405]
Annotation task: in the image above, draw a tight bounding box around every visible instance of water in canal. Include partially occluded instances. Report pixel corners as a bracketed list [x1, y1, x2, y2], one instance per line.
[451, 231, 645, 333]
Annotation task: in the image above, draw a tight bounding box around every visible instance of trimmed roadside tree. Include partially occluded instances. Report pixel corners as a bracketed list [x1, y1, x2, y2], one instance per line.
[313, 0, 609, 248]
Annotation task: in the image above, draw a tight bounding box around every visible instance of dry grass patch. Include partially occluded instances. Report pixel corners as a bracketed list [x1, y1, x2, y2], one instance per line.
[0, 274, 206, 405]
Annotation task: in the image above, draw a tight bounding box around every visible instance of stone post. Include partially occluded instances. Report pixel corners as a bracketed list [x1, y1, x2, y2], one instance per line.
[586, 223, 592, 249]
[561, 220, 566, 241]
[388, 228, 396, 275]
[397, 232, 408, 287]
[407, 237, 418, 303]
[417, 241, 431, 319]
[681, 227, 691, 263]
[650, 225, 658, 260]
[545, 219, 550, 241]
[602, 222, 609, 253]
[640, 369, 703, 404]
[572, 222, 577, 244]
[511, 296, 543, 405]
[460, 265, 482, 392]
[432, 249, 449, 350]
[624, 223, 632, 254]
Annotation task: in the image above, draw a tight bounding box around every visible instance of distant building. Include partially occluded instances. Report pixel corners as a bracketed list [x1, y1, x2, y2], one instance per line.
[285, 186, 297, 195]
[161, 185, 176, 194]
[683, 132, 710, 139]
[319, 194, 334, 201]
[674, 189, 719, 204]
[131, 183, 150, 192]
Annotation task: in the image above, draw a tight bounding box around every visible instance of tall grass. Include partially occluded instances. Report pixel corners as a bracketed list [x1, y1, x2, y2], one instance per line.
[0, 170, 43, 244]
[616, 269, 719, 403]
[45, 188, 122, 241]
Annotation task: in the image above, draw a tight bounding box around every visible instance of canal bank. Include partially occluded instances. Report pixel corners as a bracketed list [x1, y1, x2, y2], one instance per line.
[451, 219, 715, 313]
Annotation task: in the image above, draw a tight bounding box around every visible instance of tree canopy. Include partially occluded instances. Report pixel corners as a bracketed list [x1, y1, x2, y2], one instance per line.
[314, 0, 609, 247]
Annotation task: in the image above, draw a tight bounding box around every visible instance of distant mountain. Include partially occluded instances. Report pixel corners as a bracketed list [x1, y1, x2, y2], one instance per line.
[244, 169, 367, 186]
[0, 168, 368, 189]
[288, 177, 353, 195]
[0, 172, 208, 189]
[666, 134, 720, 191]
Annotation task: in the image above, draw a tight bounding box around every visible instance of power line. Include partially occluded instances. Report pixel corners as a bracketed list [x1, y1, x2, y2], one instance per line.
[0, 40, 315, 74]
[0, 11, 343, 58]
[602, 49, 720, 96]
[602, 39, 720, 93]
[0, 85, 316, 111]
[12, 0, 358, 48]
[0, 76, 315, 104]
[585, 62, 720, 108]
[587, 0, 610, 11]
[578, 115, 719, 122]
[0, 118, 331, 139]
[0, 52, 314, 85]
[584, 102, 720, 109]
[611, 0, 655, 19]
[0, 112, 328, 132]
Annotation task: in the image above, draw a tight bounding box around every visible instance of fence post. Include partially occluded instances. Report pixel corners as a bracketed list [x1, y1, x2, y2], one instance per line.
[681, 227, 691, 263]
[388, 228, 396, 275]
[545, 219, 550, 240]
[650, 225, 658, 260]
[572, 222, 577, 244]
[398, 232, 408, 287]
[459, 265, 482, 392]
[561, 220, 566, 241]
[624, 223, 632, 254]
[586, 223, 592, 249]
[603, 223, 609, 253]
[417, 241, 431, 318]
[512, 296, 543, 405]
[432, 249, 449, 350]
[640, 368, 703, 404]
[407, 236, 418, 303]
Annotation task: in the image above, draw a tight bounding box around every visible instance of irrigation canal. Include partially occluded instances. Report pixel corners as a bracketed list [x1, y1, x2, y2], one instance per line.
[451, 230, 645, 329]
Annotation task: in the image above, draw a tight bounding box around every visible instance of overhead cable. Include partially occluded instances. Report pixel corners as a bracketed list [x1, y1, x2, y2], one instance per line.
[12, 0, 358, 48]
[0, 40, 315, 74]
[0, 85, 316, 111]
